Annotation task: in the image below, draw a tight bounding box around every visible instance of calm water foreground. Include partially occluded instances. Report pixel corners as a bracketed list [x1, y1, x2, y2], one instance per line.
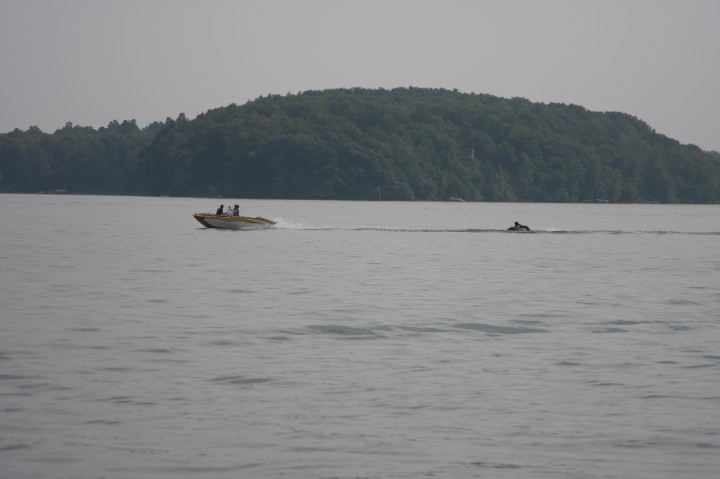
[1, 194, 719, 479]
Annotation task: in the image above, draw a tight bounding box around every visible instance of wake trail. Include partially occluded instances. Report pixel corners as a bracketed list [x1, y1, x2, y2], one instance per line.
[271, 220, 719, 235]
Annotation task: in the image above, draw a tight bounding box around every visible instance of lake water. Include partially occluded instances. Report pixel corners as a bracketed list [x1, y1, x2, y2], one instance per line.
[1, 194, 719, 479]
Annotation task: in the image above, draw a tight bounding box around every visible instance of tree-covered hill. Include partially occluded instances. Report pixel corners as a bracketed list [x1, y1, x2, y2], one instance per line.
[0, 120, 162, 195]
[2, 87, 719, 203]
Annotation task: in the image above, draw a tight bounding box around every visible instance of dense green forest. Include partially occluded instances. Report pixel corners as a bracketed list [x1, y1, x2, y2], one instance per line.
[2, 87, 719, 203]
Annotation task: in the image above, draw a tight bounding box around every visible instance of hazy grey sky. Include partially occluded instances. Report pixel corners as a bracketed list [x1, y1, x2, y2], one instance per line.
[2, 0, 718, 151]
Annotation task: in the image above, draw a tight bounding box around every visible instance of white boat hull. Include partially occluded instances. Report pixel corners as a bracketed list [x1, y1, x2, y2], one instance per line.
[193, 213, 276, 230]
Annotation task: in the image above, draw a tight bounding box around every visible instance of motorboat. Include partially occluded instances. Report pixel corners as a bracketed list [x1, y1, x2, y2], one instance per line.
[193, 213, 276, 230]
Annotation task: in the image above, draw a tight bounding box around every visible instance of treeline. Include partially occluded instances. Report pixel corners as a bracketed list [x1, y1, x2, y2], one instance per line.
[0, 120, 162, 195]
[2, 87, 719, 203]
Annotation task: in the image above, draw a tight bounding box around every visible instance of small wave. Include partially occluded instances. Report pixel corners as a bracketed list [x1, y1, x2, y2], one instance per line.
[306, 324, 384, 339]
[0, 374, 31, 380]
[696, 443, 720, 449]
[454, 322, 547, 335]
[210, 376, 273, 385]
[0, 444, 31, 452]
[670, 325, 693, 331]
[592, 327, 629, 333]
[468, 461, 523, 470]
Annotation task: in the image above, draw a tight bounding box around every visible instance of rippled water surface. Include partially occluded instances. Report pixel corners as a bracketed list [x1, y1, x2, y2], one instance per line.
[1, 194, 719, 478]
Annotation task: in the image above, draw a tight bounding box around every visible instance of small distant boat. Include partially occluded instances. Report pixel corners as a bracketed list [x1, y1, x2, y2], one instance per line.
[193, 213, 276, 230]
[448, 196, 465, 202]
[507, 222, 531, 231]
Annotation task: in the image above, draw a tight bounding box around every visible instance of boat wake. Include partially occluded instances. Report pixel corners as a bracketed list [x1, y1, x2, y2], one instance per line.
[271, 219, 719, 236]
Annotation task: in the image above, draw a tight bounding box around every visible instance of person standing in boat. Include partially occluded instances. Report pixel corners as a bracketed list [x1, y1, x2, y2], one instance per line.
[216, 204, 224, 215]
[232, 205, 239, 216]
